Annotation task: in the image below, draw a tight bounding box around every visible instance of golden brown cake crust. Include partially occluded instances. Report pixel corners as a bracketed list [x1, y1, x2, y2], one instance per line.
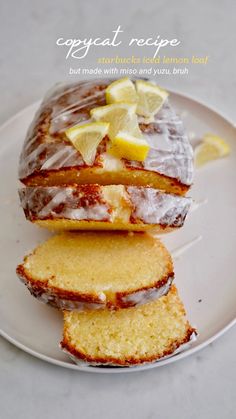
[20, 166, 189, 195]
[61, 326, 195, 366]
[16, 262, 174, 310]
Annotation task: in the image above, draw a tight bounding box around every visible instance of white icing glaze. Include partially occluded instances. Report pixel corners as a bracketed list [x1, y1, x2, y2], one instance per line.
[19, 143, 85, 178]
[19, 185, 191, 228]
[101, 152, 124, 171]
[130, 101, 194, 185]
[121, 276, 173, 306]
[19, 80, 193, 187]
[127, 186, 191, 226]
[39, 293, 105, 311]
[61, 205, 110, 221]
[18, 273, 106, 310]
[49, 80, 106, 134]
[19, 186, 111, 222]
[18, 270, 174, 311]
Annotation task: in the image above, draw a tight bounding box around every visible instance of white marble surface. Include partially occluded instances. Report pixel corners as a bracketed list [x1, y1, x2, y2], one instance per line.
[0, 0, 235, 418]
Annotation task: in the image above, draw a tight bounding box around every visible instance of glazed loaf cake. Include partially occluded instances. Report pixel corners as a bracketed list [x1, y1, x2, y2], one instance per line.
[18, 80, 193, 195]
[61, 285, 196, 366]
[16, 78, 197, 368]
[16, 232, 174, 310]
[19, 184, 191, 231]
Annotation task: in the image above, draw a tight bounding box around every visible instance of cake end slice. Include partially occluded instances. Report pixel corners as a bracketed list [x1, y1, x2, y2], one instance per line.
[61, 285, 197, 367]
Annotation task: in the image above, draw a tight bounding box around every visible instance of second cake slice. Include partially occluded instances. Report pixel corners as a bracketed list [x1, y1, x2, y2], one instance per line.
[16, 231, 174, 310]
[19, 185, 191, 232]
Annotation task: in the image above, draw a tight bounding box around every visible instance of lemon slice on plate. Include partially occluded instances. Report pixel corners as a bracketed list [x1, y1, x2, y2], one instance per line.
[135, 80, 169, 118]
[106, 78, 137, 104]
[109, 131, 150, 162]
[65, 122, 109, 165]
[195, 133, 230, 167]
[91, 103, 141, 140]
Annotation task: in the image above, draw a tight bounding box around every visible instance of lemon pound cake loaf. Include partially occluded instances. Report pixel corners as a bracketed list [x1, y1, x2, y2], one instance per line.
[18, 79, 193, 195]
[61, 285, 196, 367]
[19, 184, 191, 231]
[16, 232, 174, 310]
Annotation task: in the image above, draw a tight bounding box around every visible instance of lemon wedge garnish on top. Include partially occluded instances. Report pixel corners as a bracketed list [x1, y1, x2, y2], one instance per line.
[65, 122, 109, 165]
[135, 80, 169, 119]
[108, 131, 150, 162]
[90, 103, 142, 140]
[106, 78, 138, 104]
[195, 133, 230, 167]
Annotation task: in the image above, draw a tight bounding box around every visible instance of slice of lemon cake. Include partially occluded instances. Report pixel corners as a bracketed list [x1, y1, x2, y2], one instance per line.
[16, 232, 174, 310]
[19, 184, 191, 231]
[61, 285, 196, 366]
[18, 79, 193, 195]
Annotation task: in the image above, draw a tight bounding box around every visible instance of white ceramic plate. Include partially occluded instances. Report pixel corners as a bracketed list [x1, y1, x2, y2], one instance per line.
[0, 91, 236, 373]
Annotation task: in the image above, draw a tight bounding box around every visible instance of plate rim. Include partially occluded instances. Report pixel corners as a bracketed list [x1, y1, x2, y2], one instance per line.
[0, 90, 235, 373]
[1, 318, 235, 373]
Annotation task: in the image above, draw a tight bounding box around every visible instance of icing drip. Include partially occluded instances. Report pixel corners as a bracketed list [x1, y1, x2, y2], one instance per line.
[172, 236, 203, 259]
[121, 276, 173, 306]
[18, 271, 174, 311]
[19, 185, 111, 222]
[190, 198, 208, 213]
[129, 102, 194, 185]
[127, 186, 191, 226]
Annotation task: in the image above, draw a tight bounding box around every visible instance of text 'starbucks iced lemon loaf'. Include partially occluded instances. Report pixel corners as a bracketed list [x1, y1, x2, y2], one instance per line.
[18, 79, 193, 195]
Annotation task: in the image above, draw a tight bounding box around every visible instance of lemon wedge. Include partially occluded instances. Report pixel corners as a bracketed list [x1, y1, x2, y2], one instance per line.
[135, 80, 169, 118]
[106, 78, 137, 104]
[65, 122, 109, 165]
[90, 103, 141, 140]
[109, 131, 150, 162]
[195, 133, 230, 167]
